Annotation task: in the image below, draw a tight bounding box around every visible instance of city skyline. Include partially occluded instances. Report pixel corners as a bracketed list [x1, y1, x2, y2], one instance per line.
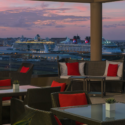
[0, 0, 125, 40]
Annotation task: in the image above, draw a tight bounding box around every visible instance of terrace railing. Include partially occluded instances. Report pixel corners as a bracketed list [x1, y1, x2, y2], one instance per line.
[0, 52, 124, 76]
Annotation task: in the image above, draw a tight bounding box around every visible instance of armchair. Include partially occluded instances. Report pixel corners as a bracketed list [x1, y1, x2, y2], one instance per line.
[51, 90, 92, 108]
[12, 104, 59, 125]
[51, 91, 92, 125]
[11, 87, 61, 124]
[0, 63, 34, 85]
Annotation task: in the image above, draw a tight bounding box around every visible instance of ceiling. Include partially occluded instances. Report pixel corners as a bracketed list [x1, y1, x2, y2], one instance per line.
[31, 0, 123, 3]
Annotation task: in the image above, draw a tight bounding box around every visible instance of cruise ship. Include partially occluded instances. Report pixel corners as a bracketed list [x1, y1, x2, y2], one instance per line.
[53, 36, 122, 53]
[13, 34, 55, 53]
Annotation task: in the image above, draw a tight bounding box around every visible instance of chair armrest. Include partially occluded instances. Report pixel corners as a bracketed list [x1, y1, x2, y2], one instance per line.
[65, 81, 73, 91]
[0, 71, 11, 78]
[10, 98, 25, 125]
[10, 72, 30, 78]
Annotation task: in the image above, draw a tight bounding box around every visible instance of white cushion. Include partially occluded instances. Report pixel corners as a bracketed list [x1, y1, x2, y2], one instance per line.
[2, 100, 11, 106]
[60, 75, 86, 79]
[59, 62, 67, 76]
[87, 75, 105, 78]
[118, 63, 123, 77]
[60, 75, 71, 79]
[105, 76, 121, 80]
[59, 62, 85, 76]
[104, 60, 123, 77]
[79, 62, 85, 76]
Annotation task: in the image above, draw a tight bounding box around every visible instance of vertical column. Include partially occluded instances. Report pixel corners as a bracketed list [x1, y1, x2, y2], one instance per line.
[90, 2, 102, 61]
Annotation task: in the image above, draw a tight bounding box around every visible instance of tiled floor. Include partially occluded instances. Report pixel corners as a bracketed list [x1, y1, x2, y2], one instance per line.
[90, 92, 125, 104]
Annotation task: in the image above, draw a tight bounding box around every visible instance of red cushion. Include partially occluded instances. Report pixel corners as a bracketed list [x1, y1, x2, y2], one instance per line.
[0, 79, 12, 101]
[54, 115, 62, 125]
[107, 64, 118, 76]
[66, 62, 80, 76]
[51, 81, 66, 92]
[59, 93, 88, 107]
[20, 66, 29, 73]
[76, 121, 84, 125]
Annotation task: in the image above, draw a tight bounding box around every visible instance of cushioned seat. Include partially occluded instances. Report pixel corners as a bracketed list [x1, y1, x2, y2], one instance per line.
[87, 75, 105, 78]
[105, 76, 121, 80]
[60, 75, 72, 79]
[60, 75, 87, 79]
[2, 100, 11, 106]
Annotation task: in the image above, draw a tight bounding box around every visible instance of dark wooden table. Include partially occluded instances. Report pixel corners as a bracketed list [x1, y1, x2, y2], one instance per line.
[86, 77, 106, 97]
[67, 76, 87, 91]
[0, 85, 40, 125]
[51, 103, 125, 125]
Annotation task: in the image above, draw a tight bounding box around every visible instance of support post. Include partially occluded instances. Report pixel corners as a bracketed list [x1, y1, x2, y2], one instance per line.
[90, 2, 102, 61]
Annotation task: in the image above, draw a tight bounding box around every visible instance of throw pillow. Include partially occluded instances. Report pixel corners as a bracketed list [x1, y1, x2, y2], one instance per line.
[20, 66, 30, 73]
[59, 93, 87, 125]
[66, 62, 80, 76]
[104, 60, 123, 77]
[59, 62, 67, 76]
[51, 81, 66, 92]
[54, 115, 62, 125]
[79, 62, 85, 76]
[59, 93, 88, 107]
[0, 79, 11, 101]
[59, 62, 86, 77]
[107, 64, 118, 76]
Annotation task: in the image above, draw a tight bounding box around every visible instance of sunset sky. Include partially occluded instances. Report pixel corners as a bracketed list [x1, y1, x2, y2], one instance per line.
[0, 0, 125, 40]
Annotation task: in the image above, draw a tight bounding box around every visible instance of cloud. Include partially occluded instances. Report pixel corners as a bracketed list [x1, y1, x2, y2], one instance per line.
[0, 7, 91, 29]
[0, 0, 38, 8]
[55, 25, 65, 28]
[13, 18, 33, 28]
[103, 17, 125, 22]
[103, 23, 125, 28]
[26, 27, 32, 30]
[80, 25, 86, 27]
[1, 28, 6, 31]
[59, 2, 64, 8]
[74, 6, 87, 12]
[103, 24, 117, 28]
[0, 0, 125, 40]
[41, 2, 50, 9]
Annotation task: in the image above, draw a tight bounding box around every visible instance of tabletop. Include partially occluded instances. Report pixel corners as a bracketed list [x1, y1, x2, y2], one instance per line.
[87, 76, 105, 79]
[69, 76, 87, 79]
[51, 103, 125, 125]
[0, 85, 40, 95]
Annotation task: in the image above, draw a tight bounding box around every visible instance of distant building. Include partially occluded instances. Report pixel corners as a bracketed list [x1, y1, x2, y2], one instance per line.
[50, 38, 67, 44]
[34, 34, 41, 41]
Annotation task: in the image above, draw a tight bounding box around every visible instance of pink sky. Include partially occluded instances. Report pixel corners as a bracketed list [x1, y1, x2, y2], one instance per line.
[0, 0, 125, 40]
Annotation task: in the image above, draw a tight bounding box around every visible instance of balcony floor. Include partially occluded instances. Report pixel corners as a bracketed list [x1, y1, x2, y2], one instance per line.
[90, 92, 125, 104]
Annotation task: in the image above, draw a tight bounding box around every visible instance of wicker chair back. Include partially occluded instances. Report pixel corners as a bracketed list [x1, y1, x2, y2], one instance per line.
[51, 90, 92, 108]
[24, 87, 61, 111]
[25, 105, 58, 125]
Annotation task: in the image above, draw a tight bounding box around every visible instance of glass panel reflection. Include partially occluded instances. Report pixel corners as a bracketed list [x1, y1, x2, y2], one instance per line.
[58, 103, 125, 122]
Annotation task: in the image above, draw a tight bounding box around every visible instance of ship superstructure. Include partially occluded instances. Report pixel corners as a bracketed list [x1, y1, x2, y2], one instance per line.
[54, 35, 122, 53]
[13, 34, 55, 53]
